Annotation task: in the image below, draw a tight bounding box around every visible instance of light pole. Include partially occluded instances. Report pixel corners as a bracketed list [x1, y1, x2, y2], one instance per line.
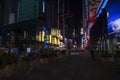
[62, 0, 65, 41]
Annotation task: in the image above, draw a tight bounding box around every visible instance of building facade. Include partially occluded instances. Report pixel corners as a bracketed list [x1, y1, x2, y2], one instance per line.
[91, 0, 120, 53]
[1, 0, 45, 48]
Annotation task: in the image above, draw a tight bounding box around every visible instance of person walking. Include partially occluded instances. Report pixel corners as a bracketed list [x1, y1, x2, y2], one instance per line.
[90, 50, 95, 61]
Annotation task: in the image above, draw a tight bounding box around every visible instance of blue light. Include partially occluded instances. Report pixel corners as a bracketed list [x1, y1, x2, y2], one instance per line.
[42, 26, 46, 32]
[96, 0, 108, 17]
[96, 0, 104, 13]
[107, 0, 120, 38]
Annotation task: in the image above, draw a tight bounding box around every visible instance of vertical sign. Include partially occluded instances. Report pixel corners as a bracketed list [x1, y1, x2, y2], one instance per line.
[89, 0, 100, 29]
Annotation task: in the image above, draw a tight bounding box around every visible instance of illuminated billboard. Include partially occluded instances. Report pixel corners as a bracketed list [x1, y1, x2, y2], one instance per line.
[89, 0, 100, 29]
[107, 0, 120, 38]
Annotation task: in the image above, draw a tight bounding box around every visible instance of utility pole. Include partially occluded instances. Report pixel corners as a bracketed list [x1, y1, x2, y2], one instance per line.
[58, 0, 60, 31]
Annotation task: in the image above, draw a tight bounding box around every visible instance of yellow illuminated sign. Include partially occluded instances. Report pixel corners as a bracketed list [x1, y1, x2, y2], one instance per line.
[51, 37, 58, 45]
[36, 35, 39, 41]
[42, 31, 45, 42]
[51, 29, 58, 36]
[38, 31, 45, 42]
[47, 35, 52, 43]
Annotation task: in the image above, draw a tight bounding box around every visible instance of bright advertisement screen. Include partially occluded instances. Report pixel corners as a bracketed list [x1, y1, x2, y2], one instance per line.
[89, 0, 100, 29]
[107, 0, 120, 38]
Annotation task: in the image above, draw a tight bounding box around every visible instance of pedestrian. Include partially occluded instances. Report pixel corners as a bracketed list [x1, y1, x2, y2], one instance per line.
[67, 44, 71, 55]
[90, 50, 95, 61]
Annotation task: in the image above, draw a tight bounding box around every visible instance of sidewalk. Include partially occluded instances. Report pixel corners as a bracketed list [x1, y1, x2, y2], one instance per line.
[2, 53, 120, 80]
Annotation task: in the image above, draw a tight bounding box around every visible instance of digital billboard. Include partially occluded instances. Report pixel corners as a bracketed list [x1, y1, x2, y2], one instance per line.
[89, 0, 100, 29]
[107, 0, 120, 38]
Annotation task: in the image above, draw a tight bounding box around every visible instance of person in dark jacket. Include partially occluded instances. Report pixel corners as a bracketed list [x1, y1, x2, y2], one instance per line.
[90, 50, 95, 61]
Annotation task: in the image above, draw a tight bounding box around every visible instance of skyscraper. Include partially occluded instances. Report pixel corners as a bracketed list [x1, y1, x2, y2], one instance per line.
[0, 0, 3, 26]
[2, 0, 18, 25]
[17, 0, 44, 22]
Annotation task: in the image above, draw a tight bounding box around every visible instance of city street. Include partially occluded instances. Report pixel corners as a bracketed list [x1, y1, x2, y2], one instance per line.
[0, 0, 120, 80]
[2, 52, 120, 80]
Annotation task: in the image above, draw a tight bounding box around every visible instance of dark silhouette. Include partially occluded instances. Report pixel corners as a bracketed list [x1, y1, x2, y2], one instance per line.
[90, 50, 95, 61]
